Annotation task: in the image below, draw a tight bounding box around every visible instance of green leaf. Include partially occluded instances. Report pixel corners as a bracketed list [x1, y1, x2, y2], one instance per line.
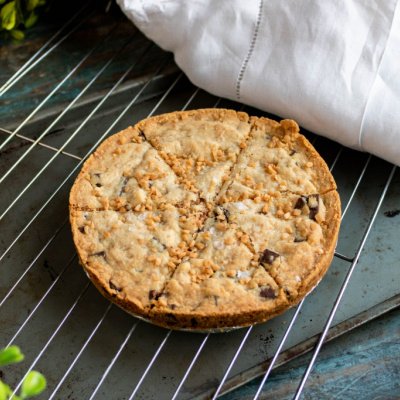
[20, 371, 46, 399]
[24, 11, 37, 28]
[0, 381, 12, 400]
[14, 0, 23, 23]
[0, 346, 24, 367]
[1, 1, 17, 31]
[10, 28, 24, 39]
[27, 0, 46, 11]
[26, 0, 39, 12]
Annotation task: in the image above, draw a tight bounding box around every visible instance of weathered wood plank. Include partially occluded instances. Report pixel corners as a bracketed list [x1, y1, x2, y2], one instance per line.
[0, 4, 170, 127]
[222, 307, 400, 399]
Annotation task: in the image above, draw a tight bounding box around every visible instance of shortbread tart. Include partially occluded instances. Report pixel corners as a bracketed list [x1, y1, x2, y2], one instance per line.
[69, 109, 340, 331]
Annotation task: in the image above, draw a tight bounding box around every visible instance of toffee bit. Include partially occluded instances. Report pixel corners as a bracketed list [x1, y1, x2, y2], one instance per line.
[294, 196, 307, 209]
[260, 287, 277, 299]
[307, 194, 319, 208]
[259, 248, 280, 265]
[307, 194, 319, 220]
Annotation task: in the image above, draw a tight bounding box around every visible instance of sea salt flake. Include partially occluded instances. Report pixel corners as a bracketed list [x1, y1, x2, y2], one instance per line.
[213, 240, 224, 249]
[137, 212, 147, 221]
[237, 270, 250, 279]
[234, 202, 248, 211]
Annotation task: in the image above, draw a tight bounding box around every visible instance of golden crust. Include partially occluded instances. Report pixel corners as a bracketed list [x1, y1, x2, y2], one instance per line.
[251, 116, 336, 194]
[296, 190, 341, 298]
[69, 109, 341, 331]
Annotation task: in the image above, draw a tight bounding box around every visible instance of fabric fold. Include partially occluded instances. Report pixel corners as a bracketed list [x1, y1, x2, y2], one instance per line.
[117, 0, 400, 166]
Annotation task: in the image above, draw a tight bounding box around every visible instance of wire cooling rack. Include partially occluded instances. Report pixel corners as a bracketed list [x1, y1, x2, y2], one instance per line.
[1, 6, 399, 400]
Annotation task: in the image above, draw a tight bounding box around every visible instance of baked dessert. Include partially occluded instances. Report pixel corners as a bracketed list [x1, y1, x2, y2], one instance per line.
[69, 109, 340, 331]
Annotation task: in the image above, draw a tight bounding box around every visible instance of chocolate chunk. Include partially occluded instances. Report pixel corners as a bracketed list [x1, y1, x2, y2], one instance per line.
[152, 236, 166, 250]
[259, 249, 280, 265]
[260, 287, 277, 299]
[109, 280, 122, 292]
[148, 290, 162, 300]
[214, 296, 219, 306]
[295, 195, 320, 219]
[214, 206, 230, 222]
[92, 251, 106, 258]
[294, 196, 307, 209]
[284, 288, 293, 299]
[223, 208, 230, 221]
[169, 304, 177, 310]
[78, 226, 85, 234]
[137, 128, 147, 140]
[289, 149, 296, 156]
[118, 177, 129, 195]
[213, 209, 220, 220]
[384, 209, 400, 218]
[309, 209, 317, 220]
[294, 236, 306, 243]
[307, 194, 319, 220]
[91, 173, 102, 188]
[166, 313, 178, 323]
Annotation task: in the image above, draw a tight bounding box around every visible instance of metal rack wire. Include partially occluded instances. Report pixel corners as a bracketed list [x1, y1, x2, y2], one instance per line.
[1, 8, 399, 400]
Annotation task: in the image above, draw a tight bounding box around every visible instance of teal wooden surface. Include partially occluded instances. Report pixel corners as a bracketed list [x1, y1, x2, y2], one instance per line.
[0, 4, 166, 129]
[1, 6, 399, 400]
[222, 308, 400, 399]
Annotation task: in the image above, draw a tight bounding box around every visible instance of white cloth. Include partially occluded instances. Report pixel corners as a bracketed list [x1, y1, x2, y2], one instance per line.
[117, 0, 400, 166]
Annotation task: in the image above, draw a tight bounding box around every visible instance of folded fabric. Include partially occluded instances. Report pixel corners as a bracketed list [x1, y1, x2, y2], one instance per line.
[117, 0, 400, 166]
